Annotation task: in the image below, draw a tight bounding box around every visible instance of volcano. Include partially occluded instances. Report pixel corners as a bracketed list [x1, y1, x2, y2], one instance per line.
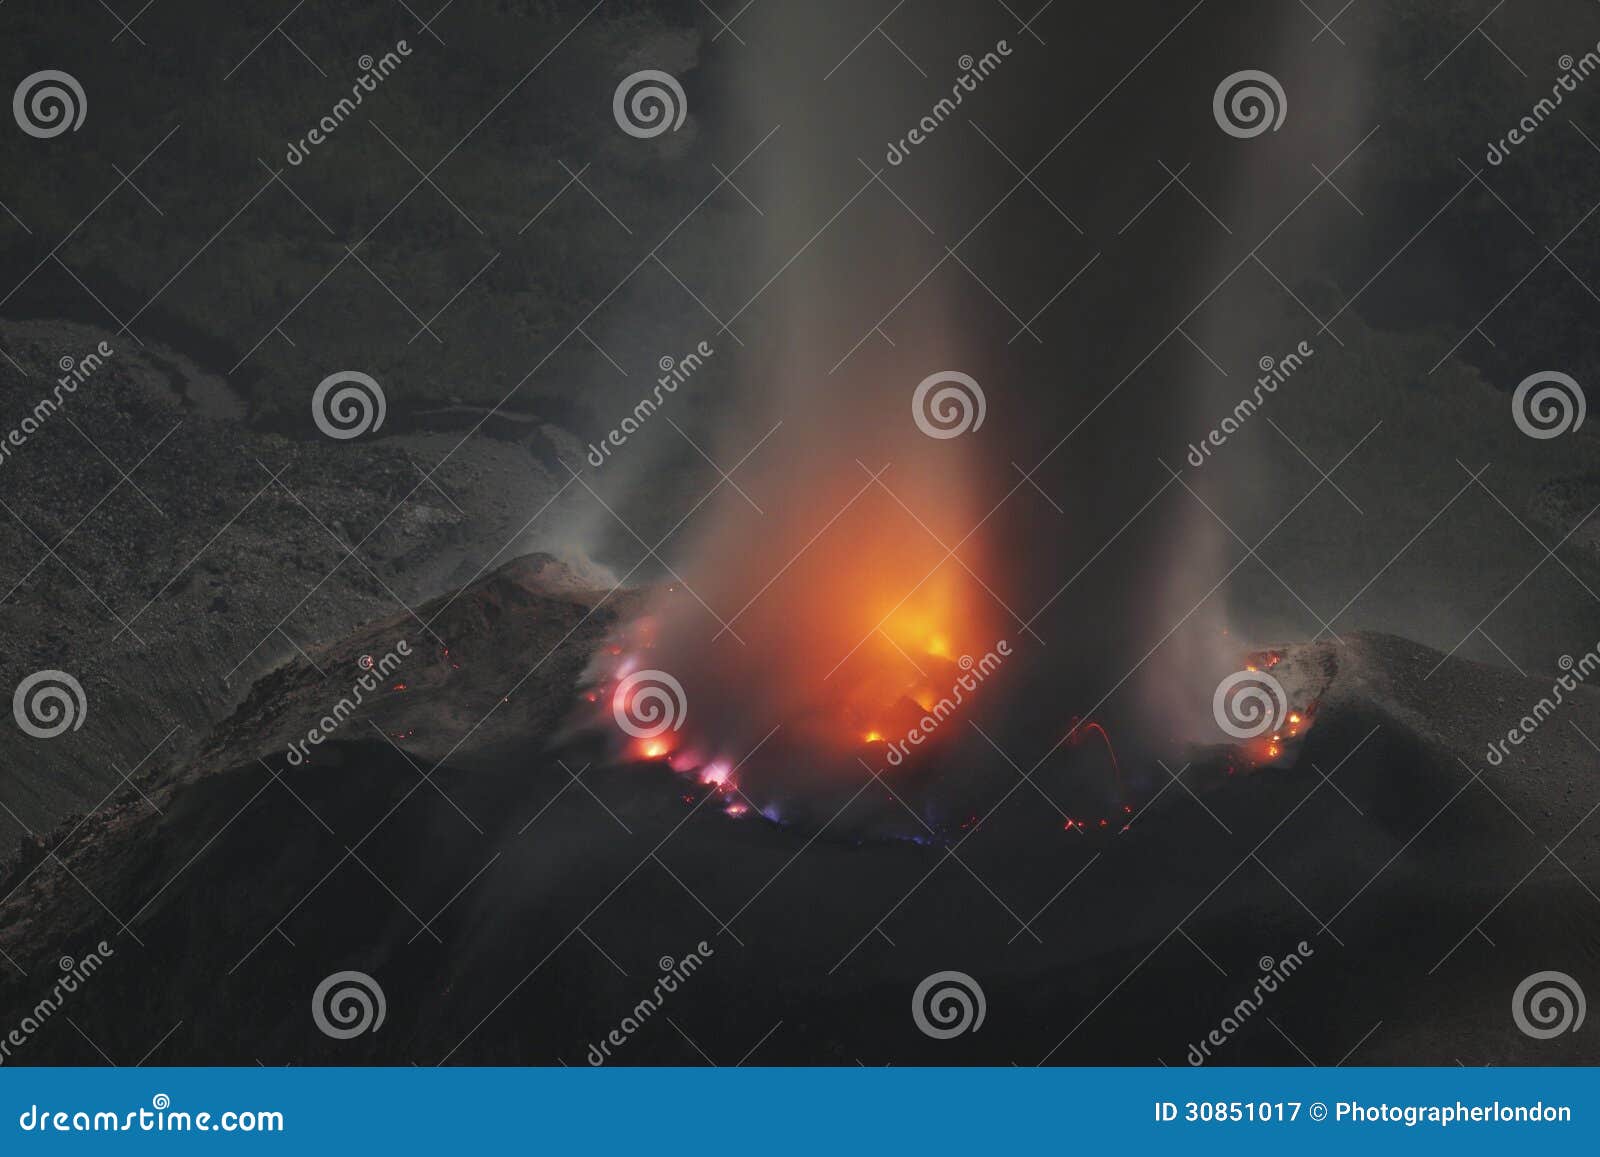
[1, 552, 1596, 1066]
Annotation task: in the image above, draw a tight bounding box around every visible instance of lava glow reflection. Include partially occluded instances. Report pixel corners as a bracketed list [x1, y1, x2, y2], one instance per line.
[575, 524, 1003, 817]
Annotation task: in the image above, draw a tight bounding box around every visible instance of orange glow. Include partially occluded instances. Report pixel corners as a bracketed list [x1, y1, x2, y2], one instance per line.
[879, 587, 967, 666]
[632, 737, 675, 761]
[620, 417, 1000, 779]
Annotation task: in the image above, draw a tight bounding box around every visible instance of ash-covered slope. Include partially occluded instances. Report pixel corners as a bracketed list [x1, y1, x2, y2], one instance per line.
[0, 318, 589, 848]
[191, 551, 643, 779]
[0, 595, 1595, 1065]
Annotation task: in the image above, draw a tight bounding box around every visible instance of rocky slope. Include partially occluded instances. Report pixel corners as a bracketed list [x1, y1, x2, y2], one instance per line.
[0, 317, 590, 846]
